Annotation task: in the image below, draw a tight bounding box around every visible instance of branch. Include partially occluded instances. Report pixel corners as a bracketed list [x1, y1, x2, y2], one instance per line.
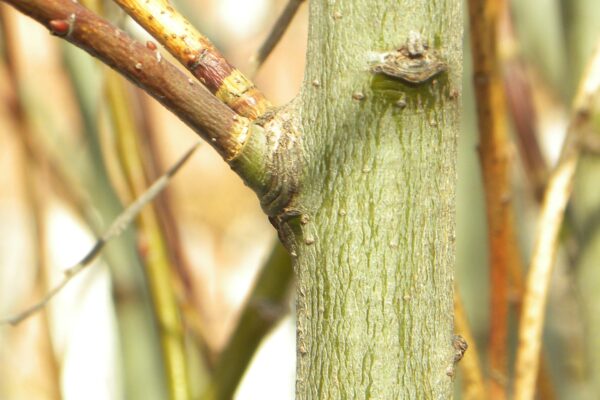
[468, 0, 523, 396]
[513, 41, 600, 400]
[112, 0, 271, 119]
[2, 0, 249, 161]
[249, 0, 305, 76]
[0, 142, 200, 326]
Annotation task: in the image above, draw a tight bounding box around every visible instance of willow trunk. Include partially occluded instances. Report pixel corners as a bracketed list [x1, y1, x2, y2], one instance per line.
[289, 1, 462, 398]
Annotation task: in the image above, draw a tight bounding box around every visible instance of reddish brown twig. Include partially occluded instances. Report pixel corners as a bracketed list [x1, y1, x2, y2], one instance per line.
[2, 0, 250, 161]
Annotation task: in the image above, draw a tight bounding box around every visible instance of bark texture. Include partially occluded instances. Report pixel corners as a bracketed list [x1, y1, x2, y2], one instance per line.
[290, 1, 462, 398]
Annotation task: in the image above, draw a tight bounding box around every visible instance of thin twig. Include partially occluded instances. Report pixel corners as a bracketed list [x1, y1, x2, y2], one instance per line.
[513, 42, 600, 400]
[249, 0, 305, 76]
[2, 0, 249, 160]
[112, 0, 271, 119]
[0, 142, 201, 326]
[468, 0, 522, 396]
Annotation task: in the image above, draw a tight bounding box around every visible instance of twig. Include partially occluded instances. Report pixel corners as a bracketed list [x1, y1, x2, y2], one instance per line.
[0, 142, 201, 326]
[513, 42, 600, 400]
[2, 0, 250, 161]
[112, 0, 271, 119]
[468, 0, 523, 396]
[249, 0, 305, 76]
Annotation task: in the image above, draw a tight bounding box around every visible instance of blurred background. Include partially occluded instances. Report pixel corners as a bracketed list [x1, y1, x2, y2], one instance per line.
[0, 0, 599, 399]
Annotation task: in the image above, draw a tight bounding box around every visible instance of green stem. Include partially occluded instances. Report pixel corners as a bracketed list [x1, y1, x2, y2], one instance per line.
[105, 71, 191, 400]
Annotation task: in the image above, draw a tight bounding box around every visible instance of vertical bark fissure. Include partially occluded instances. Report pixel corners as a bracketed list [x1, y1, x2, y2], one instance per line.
[292, 1, 462, 398]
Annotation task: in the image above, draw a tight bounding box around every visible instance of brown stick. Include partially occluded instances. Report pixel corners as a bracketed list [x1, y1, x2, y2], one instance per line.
[467, 0, 523, 397]
[1, 0, 250, 161]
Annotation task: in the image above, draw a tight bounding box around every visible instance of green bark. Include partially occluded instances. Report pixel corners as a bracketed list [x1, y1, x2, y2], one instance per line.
[288, 1, 462, 398]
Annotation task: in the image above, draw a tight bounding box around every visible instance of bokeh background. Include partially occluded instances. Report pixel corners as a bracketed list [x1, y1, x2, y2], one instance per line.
[0, 0, 599, 399]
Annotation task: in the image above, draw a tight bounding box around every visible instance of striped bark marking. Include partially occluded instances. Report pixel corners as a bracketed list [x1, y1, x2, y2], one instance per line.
[114, 0, 271, 119]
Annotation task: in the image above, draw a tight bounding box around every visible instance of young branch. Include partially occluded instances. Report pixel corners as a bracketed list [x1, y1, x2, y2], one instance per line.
[0, 143, 201, 326]
[112, 0, 272, 119]
[513, 42, 600, 400]
[2, 0, 249, 161]
[249, 0, 305, 76]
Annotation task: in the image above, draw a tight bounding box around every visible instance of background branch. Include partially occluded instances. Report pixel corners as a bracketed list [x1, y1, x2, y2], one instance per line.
[514, 41, 600, 400]
[467, 0, 523, 396]
[0, 142, 200, 326]
[105, 69, 192, 400]
[249, 0, 305, 76]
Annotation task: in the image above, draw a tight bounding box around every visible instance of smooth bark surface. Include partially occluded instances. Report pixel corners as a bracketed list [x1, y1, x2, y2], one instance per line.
[292, 1, 462, 398]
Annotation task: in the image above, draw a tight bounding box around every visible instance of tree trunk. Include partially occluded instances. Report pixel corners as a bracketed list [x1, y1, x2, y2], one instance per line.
[290, 1, 462, 398]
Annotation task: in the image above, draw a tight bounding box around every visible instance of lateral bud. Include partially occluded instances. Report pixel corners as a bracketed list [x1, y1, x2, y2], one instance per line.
[49, 13, 76, 37]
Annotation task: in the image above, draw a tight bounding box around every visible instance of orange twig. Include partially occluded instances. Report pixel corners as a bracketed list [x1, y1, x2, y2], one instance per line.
[467, 0, 522, 397]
